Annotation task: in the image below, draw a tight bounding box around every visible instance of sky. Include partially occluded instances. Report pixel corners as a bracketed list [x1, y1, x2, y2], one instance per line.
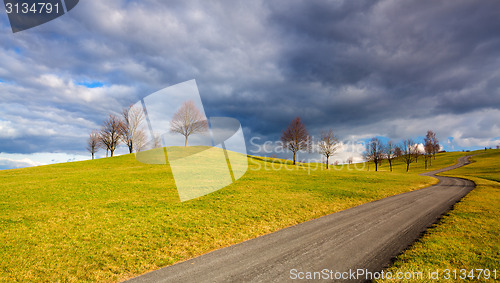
[1, 0, 500, 169]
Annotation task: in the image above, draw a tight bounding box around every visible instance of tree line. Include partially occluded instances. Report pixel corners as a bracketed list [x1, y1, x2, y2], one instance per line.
[280, 116, 440, 172]
[88, 108, 441, 173]
[86, 104, 148, 159]
[87, 100, 208, 159]
[364, 130, 440, 172]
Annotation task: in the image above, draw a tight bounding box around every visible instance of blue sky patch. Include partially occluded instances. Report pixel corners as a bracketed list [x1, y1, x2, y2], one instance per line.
[76, 81, 105, 88]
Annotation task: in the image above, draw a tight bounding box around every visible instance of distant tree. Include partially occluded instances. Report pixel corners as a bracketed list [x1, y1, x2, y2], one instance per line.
[365, 137, 384, 171]
[170, 100, 208, 147]
[86, 130, 101, 160]
[432, 133, 440, 159]
[134, 130, 149, 152]
[100, 114, 124, 157]
[121, 104, 147, 153]
[394, 146, 403, 158]
[281, 117, 311, 165]
[347, 156, 353, 164]
[152, 132, 163, 149]
[413, 144, 423, 163]
[385, 140, 396, 172]
[318, 130, 339, 169]
[425, 130, 439, 159]
[424, 130, 434, 169]
[401, 139, 416, 172]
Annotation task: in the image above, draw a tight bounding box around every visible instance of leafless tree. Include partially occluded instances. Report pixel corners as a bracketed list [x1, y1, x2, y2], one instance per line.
[140, 132, 162, 151]
[152, 132, 162, 149]
[424, 130, 434, 169]
[401, 139, 416, 172]
[131, 130, 148, 152]
[170, 100, 208, 147]
[394, 146, 403, 158]
[364, 137, 384, 171]
[122, 104, 147, 153]
[281, 117, 311, 165]
[413, 144, 423, 163]
[347, 156, 353, 164]
[385, 140, 396, 172]
[100, 114, 124, 157]
[318, 130, 339, 169]
[431, 131, 440, 159]
[86, 130, 101, 160]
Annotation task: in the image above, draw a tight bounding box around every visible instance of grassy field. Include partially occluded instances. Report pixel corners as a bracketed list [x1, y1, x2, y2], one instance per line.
[379, 149, 500, 282]
[0, 148, 469, 282]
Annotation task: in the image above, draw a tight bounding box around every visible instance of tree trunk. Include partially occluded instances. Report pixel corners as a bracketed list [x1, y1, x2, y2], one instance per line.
[406, 162, 410, 172]
[185, 136, 188, 147]
[92, 152, 94, 160]
[110, 149, 114, 157]
[326, 156, 329, 169]
[129, 142, 133, 153]
[388, 159, 392, 172]
[106, 149, 109, 158]
[375, 160, 378, 171]
[293, 151, 296, 165]
[425, 157, 428, 169]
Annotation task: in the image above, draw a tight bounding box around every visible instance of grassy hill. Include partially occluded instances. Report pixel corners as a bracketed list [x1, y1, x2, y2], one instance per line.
[0, 149, 475, 282]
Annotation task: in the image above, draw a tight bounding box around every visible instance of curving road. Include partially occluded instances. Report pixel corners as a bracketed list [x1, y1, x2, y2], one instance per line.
[126, 155, 475, 282]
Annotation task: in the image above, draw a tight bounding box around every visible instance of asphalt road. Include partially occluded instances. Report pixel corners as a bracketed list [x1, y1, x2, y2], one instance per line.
[126, 155, 475, 283]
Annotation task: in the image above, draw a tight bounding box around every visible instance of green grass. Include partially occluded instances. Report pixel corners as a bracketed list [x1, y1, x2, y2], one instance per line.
[0, 148, 475, 282]
[378, 149, 500, 282]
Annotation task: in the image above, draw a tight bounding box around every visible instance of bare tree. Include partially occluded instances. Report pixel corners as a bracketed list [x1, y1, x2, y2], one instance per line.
[122, 104, 147, 153]
[100, 114, 124, 157]
[152, 132, 162, 149]
[424, 130, 434, 169]
[431, 131, 440, 159]
[394, 146, 403, 158]
[281, 117, 311, 165]
[385, 140, 396, 172]
[101, 133, 110, 157]
[413, 144, 423, 163]
[86, 130, 101, 160]
[347, 156, 353, 164]
[170, 100, 208, 147]
[134, 130, 149, 152]
[364, 137, 384, 171]
[401, 139, 416, 172]
[318, 130, 339, 169]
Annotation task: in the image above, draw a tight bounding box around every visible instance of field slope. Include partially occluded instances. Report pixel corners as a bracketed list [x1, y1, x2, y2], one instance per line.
[0, 149, 467, 282]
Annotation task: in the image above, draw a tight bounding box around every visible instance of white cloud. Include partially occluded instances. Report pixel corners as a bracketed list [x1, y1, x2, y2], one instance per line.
[0, 152, 89, 170]
[0, 120, 19, 138]
[0, 156, 43, 169]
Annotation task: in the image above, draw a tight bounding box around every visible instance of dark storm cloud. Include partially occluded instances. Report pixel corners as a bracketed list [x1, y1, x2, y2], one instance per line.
[1, 0, 500, 166]
[264, 0, 500, 121]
